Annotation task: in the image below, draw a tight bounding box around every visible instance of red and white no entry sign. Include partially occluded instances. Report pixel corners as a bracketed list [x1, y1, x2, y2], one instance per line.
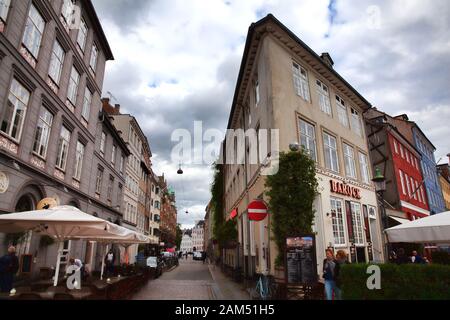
[248, 200, 268, 221]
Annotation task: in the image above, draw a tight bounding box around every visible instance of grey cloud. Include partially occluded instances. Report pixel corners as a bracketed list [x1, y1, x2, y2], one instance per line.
[92, 0, 154, 31]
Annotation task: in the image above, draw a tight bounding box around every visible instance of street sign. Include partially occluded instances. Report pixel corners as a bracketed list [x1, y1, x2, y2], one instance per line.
[248, 200, 268, 221]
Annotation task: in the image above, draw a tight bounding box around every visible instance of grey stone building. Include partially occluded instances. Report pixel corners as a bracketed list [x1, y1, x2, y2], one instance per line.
[0, 0, 118, 276]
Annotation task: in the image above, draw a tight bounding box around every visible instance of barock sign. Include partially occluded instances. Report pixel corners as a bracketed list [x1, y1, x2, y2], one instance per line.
[330, 180, 361, 200]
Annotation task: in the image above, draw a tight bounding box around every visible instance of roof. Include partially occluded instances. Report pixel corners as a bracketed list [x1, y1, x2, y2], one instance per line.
[393, 114, 436, 150]
[84, 0, 114, 61]
[101, 111, 131, 156]
[227, 14, 372, 130]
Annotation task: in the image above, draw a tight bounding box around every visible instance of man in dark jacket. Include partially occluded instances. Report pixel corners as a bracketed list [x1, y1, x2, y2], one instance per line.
[323, 249, 337, 300]
[104, 249, 116, 277]
[0, 246, 19, 293]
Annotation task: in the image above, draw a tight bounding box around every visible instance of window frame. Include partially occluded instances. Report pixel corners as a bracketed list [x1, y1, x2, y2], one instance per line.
[55, 126, 71, 171]
[323, 132, 339, 173]
[343, 143, 357, 179]
[32, 106, 53, 158]
[316, 79, 332, 116]
[292, 62, 310, 102]
[336, 95, 349, 128]
[1, 78, 31, 142]
[48, 40, 65, 85]
[350, 107, 362, 137]
[298, 118, 317, 162]
[358, 151, 370, 184]
[330, 197, 347, 246]
[76, 18, 88, 52]
[95, 167, 104, 194]
[81, 87, 92, 121]
[100, 131, 106, 156]
[22, 3, 45, 59]
[89, 42, 98, 73]
[73, 140, 85, 181]
[67, 66, 80, 105]
[0, 0, 11, 23]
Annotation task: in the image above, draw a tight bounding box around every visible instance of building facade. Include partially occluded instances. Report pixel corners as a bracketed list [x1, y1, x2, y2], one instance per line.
[222, 15, 384, 279]
[0, 0, 115, 275]
[365, 109, 431, 222]
[386, 114, 446, 215]
[204, 201, 214, 257]
[191, 220, 204, 252]
[437, 157, 450, 210]
[148, 169, 161, 245]
[180, 231, 192, 254]
[159, 176, 177, 248]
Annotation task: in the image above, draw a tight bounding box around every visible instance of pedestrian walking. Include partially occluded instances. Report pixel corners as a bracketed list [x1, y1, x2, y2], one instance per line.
[334, 250, 349, 300]
[0, 246, 19, 293]
[323, 249, 337, 300]
[104, 249, 116, 277]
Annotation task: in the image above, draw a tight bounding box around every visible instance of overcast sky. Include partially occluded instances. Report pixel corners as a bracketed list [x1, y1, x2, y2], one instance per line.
[92, 0, 450, 228]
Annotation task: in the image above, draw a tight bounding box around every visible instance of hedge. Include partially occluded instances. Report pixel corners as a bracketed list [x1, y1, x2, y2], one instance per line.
[340, 263, 450, 300]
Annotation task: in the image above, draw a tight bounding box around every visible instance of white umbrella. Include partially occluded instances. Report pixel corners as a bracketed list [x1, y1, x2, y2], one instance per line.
[0, 206, 147, 285]
[385, 211, 450, 244]
[76, 230, 151, 280]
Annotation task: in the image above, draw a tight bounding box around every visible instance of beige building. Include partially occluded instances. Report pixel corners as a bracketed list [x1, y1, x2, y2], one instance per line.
[149, 169, 161, 244]
[222, 15, 384, 279]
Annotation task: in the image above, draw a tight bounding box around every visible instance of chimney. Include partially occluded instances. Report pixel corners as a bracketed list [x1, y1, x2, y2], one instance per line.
[114, 104, 121, 114]
[320, 52, 334, 68]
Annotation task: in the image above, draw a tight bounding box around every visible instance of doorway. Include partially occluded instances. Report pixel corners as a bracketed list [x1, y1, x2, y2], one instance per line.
[356, 247, 367, 263]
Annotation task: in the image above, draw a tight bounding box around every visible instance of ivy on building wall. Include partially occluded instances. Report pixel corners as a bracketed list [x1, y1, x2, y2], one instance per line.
[265, 150, 318, 266]
[210, 162, 238, 247]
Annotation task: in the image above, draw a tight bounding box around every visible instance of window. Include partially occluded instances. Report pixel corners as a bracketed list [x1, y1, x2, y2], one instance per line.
[100, 131, 106, 156]
[0, 0, 11, 22]
[119, 156, 124, 174]
[77, 18, 88, 52]
[56, 126, 71, 170]
[343, 143, 357, 179]
[111, 145, 116, 164]
[399, 170, 406, 195]
[405, 173, 411, 197]
[299, 119, 317, 161]
[331, 198, 346, 245]
[416, 181, 422, 203]
[67, 66, 80, 105]
[393, 139, 398, 154]
[316, 79, 331, 115]
[323, 132, 339, 172]
[255, 79, 260, 105]
[89, 43, 98, 72]
[292, 62, 310, 101]
[411, 177, 417, 200]
[81, 87, 92, 121]
[351, 202, 364, 245]
[61, 0, 75, 24]
[350, 108, 362, 136]
[117, 183, 123, 205]
[107, 176, 114, 200]
[95, 167, 103, 194]
[47, 41, 66, 86]
[73, 141, 84, 180]
[405, 150, 410, 163]
[33, 107, 53, 158]
[400, 144, 404, 158]
[1, 79, 30, 141]
[358, 152, 370, 184]
[336, 96, 348, 127]
[22, 4, 45, 58]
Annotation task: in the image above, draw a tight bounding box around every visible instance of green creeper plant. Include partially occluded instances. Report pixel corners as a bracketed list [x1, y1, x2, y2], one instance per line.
[264, 150, 318, 267]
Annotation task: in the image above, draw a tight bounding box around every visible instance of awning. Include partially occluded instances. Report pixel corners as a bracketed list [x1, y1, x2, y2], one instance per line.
[389, 216, 411, 225]
[386, 211, 450, 244]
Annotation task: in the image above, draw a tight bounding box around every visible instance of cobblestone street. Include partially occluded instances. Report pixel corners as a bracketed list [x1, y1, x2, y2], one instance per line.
[131, 257, 249, 300]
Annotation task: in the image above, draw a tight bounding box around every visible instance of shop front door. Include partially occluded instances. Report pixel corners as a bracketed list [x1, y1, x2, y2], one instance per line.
[356, 247, 367, 263]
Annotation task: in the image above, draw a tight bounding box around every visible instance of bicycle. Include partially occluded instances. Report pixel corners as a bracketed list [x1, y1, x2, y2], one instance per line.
[253, 274, 274, 300]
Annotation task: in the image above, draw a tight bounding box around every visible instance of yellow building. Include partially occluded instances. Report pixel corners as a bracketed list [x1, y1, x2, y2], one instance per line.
[222, 14, 384, 280]
[437, 162, 450, 210]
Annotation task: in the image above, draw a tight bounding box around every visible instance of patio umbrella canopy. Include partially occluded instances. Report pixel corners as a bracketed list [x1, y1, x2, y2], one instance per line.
[0, 205, 150, 285]
[385, 211, 450, 244]
[0, 205, 131, 240]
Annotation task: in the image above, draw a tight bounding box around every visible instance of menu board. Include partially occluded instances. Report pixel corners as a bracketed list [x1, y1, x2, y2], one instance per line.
[285, 236, 317, 285]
